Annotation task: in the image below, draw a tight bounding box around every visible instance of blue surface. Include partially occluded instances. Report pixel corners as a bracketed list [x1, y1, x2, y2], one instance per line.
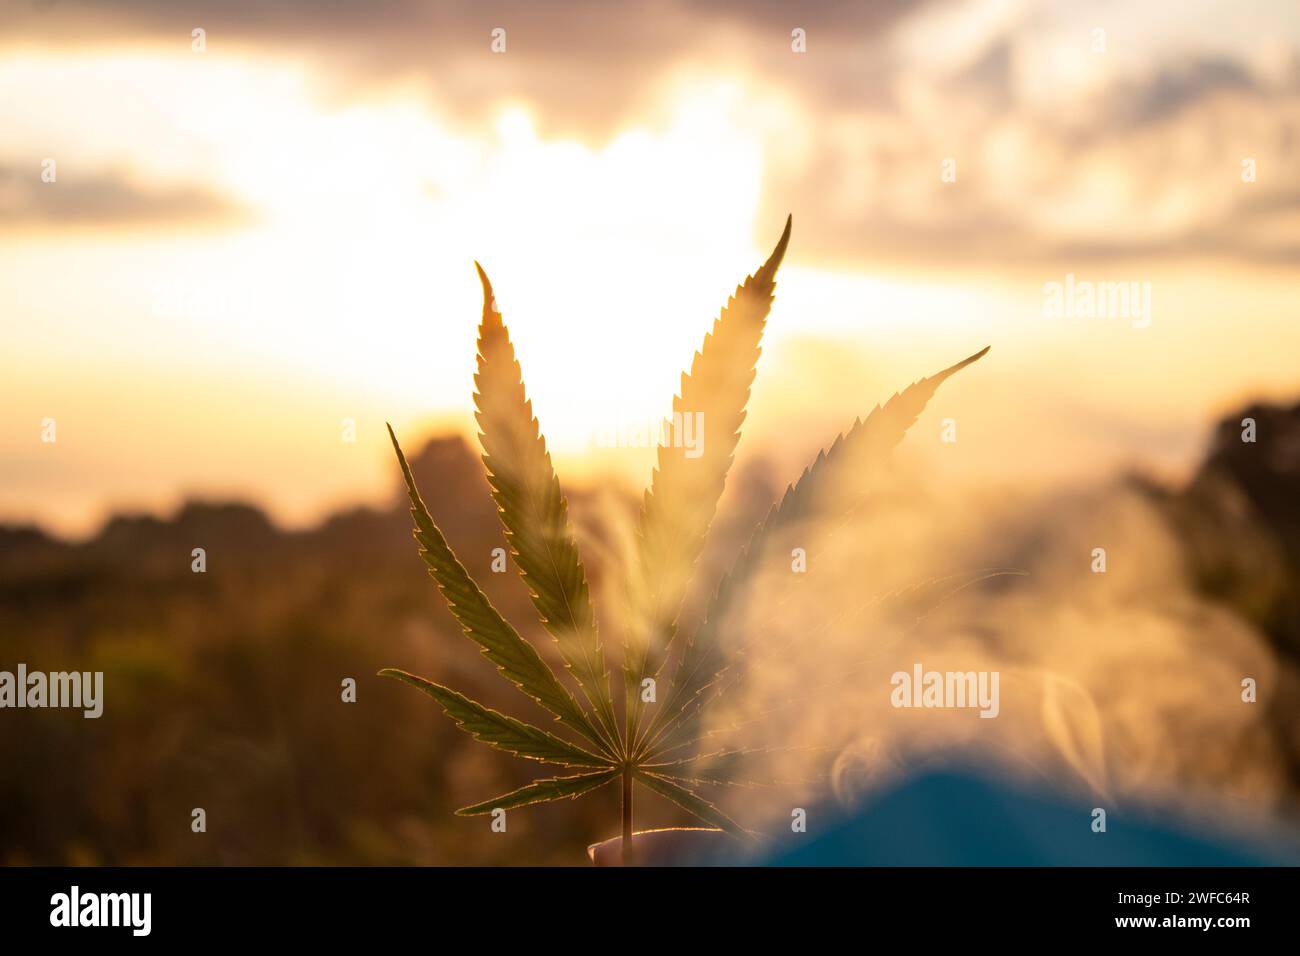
[756, 769, 1299, 866]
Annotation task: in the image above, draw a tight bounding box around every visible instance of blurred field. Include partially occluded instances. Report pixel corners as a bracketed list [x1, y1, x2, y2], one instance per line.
[2, 400, 1299, 865]
[0, 438, 649, 865]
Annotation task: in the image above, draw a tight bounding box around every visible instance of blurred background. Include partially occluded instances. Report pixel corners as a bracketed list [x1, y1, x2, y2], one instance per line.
[1, 0, 1299, 864]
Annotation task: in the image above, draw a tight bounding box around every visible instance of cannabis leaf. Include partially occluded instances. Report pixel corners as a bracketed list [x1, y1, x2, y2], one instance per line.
[386, 423, 610, 753]
[637, 346, 990, 756]
[380, 215, 990, 863]
[458, 770, 623, 816]
[624, 215, 791, 753]
[473, 263, 622, 754]
[377, 669, 610, 768]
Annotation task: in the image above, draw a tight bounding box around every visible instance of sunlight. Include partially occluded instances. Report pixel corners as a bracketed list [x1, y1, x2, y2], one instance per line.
[205, 80, 769, 453]
[5, 44, 1297, 535]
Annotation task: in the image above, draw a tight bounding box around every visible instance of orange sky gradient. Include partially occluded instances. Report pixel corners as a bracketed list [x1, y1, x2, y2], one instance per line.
[2, 0, 1299, 537]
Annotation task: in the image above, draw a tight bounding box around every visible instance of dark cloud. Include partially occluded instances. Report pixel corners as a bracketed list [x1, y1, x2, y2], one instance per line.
[1110, 58, 1259, 129]
[954, 38, 1015, 111]
[771, 181, 1300, 270]
[2, 0, 925, 133]
[0, 164, 250, 230]
[680, 0, 922, 35]
[11, 0, 919, 43]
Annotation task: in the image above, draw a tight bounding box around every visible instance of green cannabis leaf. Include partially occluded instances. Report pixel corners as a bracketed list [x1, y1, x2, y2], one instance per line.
[381, 216, 989, 862]
[471, 265, 622, 753]
[624, 215, 791, 755]
[636, 346, 992, 757]
[456, 770, 624, 816]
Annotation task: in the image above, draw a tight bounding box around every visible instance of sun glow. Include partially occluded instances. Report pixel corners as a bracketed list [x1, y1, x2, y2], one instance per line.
[156, 64, 775, 431]
[5, 48, 1299, 537]
[0, 54, 782, 531]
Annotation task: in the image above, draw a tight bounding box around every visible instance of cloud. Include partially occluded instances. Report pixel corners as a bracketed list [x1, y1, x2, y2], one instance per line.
[4, 0, 1299, 264]
[758, 48, 1300, 267]
[1113, 58, 1257, 129]
[0, 164, 251, 231]
[2, 0, 926, 131]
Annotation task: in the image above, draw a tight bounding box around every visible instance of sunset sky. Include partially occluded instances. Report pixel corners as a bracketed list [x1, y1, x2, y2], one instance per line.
[3, 0, 1299, 536]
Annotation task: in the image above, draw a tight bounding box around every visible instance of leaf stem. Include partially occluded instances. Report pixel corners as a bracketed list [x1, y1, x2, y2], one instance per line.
[621, 767, 634, 866]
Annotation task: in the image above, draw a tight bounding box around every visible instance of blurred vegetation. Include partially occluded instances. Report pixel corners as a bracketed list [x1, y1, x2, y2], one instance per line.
[0, 437, 666, 865]
[3, 400, 1300, 865]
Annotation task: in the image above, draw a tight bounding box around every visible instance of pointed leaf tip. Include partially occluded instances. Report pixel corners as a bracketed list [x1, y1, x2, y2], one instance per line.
[475, 260, 493, 294]
[759, 214, 793, 279]
[935, 345, 990, 382]
[475, 262, 501, 317]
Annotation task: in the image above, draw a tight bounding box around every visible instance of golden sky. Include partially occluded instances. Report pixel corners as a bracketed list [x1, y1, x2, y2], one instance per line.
[3, 0, 1299, 536]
